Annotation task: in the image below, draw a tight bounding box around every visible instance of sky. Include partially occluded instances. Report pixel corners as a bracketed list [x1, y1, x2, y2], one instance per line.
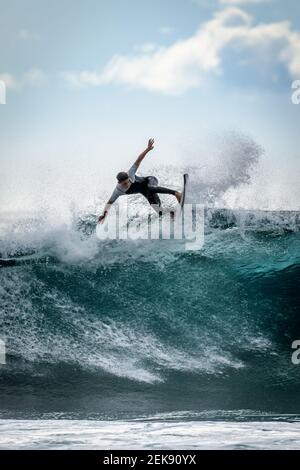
[0, 0, 300, 211]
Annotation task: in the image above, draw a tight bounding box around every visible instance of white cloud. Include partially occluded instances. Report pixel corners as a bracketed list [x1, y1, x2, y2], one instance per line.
[220, 0, 271, 4]
[193, 0, 271, 6]
[62, 7, 300, 95]
[160, 26, 174, 35]
[61, 71, 103, 88]
[133, 43, 158, 53]
[0, 68, 46, 90]
[18, 29, 40, 41]
[0, 73, 17, 89]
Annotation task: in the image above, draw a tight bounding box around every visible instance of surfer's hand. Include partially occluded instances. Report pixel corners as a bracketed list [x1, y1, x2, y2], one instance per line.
[147, 138, 154, 151]
[98, 214, 106, 224]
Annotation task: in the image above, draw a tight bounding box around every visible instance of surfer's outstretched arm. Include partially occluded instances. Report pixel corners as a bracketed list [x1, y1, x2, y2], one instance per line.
[98, 186, 122, 223]
[98, 202, 112, 223]
[134, 138, 154, 169]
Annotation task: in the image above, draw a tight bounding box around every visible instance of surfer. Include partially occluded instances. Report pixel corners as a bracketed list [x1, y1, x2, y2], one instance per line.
[98, 139, 182, 223]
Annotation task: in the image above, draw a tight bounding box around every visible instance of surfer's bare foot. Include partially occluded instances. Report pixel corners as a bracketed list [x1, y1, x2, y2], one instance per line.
[175, 191, 182, 203]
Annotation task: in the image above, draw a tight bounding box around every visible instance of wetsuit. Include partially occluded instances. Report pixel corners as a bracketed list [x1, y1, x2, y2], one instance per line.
[108, 164, 176, 208]
[125, 176, 175, 207]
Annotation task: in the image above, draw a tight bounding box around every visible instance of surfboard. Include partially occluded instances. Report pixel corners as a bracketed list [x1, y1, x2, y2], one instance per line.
[177, 173, 189, 214]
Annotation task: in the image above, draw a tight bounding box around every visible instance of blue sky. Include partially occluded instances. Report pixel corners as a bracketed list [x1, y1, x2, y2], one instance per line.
[0, 0, 300, 210]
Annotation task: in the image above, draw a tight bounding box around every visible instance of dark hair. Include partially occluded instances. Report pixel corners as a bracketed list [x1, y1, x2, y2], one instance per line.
[117, 171, 129, 182]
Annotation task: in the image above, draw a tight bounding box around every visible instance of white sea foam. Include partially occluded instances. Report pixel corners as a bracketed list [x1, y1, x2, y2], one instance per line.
[1, 418, 300, 449]
[1, 131, 299, 215]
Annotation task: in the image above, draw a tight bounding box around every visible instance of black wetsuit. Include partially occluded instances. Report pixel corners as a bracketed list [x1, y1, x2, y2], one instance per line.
[125, 176, 176, 207]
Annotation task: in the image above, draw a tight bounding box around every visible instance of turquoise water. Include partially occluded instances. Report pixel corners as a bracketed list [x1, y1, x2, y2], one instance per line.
[0, 208, 299, 420]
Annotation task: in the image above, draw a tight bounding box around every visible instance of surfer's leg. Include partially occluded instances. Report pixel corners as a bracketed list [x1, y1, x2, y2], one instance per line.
[146, 192, 162, 207]
[144, 192, 163, 215]
[147, 176, 180, 200]
[149, 185, 181, 203]
[145, 178, 175, 215]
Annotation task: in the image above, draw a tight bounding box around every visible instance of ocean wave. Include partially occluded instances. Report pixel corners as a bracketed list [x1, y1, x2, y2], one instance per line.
[0, 201, 299, 421]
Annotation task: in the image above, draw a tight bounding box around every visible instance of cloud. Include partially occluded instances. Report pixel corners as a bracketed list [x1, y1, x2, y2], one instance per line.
[193, 0, 271, 6]
[0, 68, 46, 90]
[133, 43, 158, 53]
[160, 26, 174, 35]
[61, 71, 103, 88]
[220, 0, 271, 4]
[62, 7, 300, 95]
[18, 29, 40, 41]
[0, 73, 16, 89]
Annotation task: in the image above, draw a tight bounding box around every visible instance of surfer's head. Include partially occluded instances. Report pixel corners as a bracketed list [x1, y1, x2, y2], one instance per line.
[117, 171, 130, 189]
